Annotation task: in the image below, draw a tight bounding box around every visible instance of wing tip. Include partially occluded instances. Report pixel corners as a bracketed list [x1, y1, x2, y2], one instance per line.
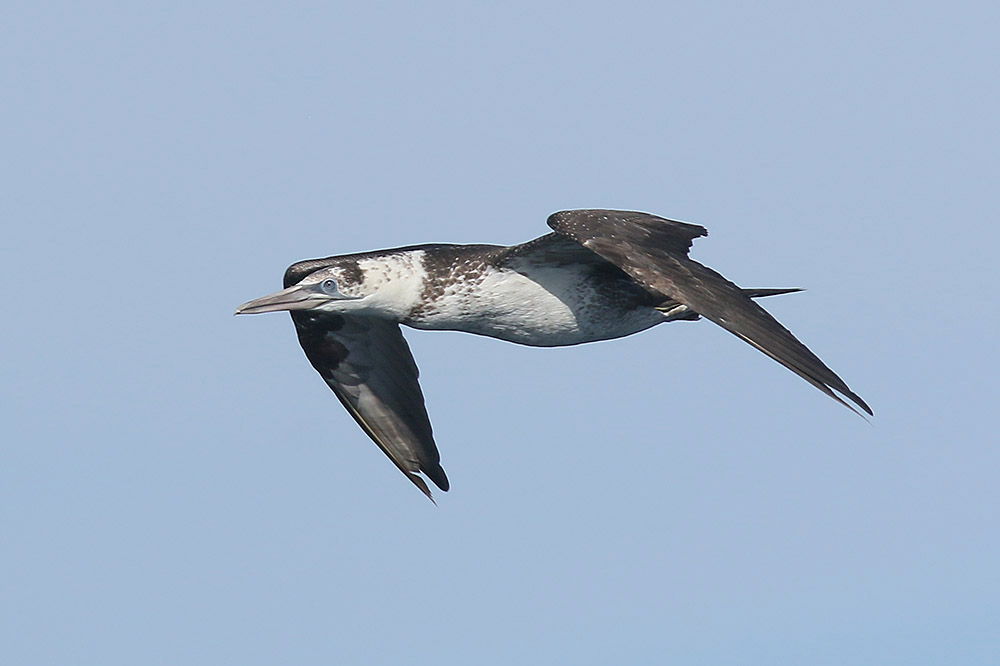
[825, 388, 873, 419]
[407, 472, 438, 503]
[844, 390, 874, 418]
[407, 463, 449, 503]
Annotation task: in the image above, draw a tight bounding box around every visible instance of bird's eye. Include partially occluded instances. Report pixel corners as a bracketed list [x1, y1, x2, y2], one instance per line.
[320, 279, 338, 294]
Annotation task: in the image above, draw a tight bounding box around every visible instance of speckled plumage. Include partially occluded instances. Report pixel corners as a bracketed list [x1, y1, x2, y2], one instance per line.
[237, 209, 871, 500]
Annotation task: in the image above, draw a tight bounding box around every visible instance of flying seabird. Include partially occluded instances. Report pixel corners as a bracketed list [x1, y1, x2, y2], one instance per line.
[236, 209, 871, 499]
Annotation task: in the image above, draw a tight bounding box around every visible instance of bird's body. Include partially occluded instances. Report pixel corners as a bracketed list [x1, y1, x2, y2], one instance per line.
[303, 242, 665, 346]
[237, 210, 871, 499]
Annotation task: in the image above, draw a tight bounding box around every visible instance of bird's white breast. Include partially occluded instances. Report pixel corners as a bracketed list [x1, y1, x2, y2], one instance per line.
[407, 262, 662, 346]
[353, 251, 430, 319]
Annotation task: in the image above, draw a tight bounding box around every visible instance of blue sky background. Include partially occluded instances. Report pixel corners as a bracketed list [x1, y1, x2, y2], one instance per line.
[3, 2, 998, 664]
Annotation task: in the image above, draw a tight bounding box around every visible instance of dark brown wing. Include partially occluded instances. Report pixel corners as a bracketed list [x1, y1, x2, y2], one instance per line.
[548, 209, 872, 416]
[497, 232, 609, 267]
[290, 311, 449, 499]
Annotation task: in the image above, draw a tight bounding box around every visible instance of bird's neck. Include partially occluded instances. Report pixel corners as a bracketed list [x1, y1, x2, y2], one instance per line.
[340, 244, 503, 322]
[351, 249, 433, 320]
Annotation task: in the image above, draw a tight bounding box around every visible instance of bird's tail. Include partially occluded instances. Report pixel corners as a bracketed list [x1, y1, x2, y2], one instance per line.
[743, 287, 803, 299]
[657, 288, 801, 321]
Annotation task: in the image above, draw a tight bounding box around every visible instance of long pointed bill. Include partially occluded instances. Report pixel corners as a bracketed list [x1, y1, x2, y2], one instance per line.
[235, 284, 329, 315]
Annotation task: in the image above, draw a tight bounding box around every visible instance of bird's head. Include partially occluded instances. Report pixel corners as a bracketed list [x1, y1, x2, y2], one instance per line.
[235, 265, 368, 316]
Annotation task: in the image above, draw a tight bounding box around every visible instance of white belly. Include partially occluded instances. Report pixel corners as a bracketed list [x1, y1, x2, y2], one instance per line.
[406, 265, 664, 347]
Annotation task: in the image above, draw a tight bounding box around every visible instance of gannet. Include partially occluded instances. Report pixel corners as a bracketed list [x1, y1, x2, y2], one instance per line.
[236, 210, 871, 499]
